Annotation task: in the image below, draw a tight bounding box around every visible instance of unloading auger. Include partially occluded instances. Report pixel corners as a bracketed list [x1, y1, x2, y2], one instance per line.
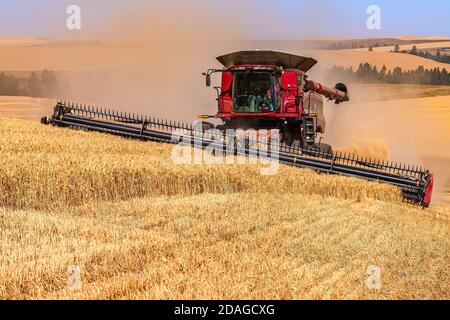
[41, 101, 434, 207]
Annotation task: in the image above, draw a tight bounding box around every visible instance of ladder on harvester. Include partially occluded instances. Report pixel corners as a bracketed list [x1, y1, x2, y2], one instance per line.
[304, 116, 316, 145]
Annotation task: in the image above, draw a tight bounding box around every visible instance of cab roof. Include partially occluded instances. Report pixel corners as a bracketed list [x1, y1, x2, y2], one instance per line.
[216, 50, 317, 72]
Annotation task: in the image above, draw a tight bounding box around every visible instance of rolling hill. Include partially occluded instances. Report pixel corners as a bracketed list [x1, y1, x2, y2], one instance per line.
[1, 38, 449, 73]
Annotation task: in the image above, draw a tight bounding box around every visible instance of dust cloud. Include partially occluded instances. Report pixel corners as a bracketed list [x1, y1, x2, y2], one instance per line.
[319, 77, 450, 204]
[58, 1, 283, 121]
[58, 1, 343, 121]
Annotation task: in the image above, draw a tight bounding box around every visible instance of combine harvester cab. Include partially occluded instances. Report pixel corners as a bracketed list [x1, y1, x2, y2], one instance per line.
[201, 50, 349, 151]
[41, 50, 434, 207]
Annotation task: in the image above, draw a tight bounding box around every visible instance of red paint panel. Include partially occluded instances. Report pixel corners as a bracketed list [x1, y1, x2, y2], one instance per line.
[423, 173, 434, 207]
[219, 71, 233, 113]
[221, 71, 233, 97]
[281, 71, 298, 113]
[219, 98, 232, 114]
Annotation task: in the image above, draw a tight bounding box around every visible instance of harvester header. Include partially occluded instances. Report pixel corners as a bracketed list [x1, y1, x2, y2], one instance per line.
[41, 50, 434, 207]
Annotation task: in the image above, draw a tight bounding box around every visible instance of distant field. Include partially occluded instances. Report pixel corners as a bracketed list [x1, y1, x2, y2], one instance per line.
[0, 117, 448, 299]
[395, 36, 450, 41]
[0, 45, 149, 71]
[1, 46, 445, 72]
[0, 96, 54, 121]
[352, 41, 450, 53]
[347, 84, 450, 102]
[418, 48, 450, 56]
[300, 50, 450, 71]
[0, 38, 48, 47]
[1, 37, 449, 72]
[303, 41, 450, 71]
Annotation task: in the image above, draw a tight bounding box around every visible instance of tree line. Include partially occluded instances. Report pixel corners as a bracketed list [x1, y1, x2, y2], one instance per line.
[367, 45, 450, 64]
[330, 63, 450, 85]
[406, 46, 450, 64]
[0, 70, 60, 98]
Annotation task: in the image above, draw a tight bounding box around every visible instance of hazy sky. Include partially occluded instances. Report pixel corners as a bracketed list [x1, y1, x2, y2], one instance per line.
[1, 0, 449, 39]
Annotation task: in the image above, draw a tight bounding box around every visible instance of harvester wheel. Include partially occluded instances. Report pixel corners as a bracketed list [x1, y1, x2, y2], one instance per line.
[281, 130, 296, 146]
[40, 116, 49, 125]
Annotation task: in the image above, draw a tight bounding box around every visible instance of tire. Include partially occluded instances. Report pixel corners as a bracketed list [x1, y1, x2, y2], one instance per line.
[282, 126, 298, 146]
[40, 116, 49, 125]
[283, 133, 295, 146]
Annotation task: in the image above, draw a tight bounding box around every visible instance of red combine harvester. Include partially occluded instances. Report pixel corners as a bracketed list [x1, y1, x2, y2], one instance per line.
[200, 51, 349, 152]
[41, 50, 434, 207]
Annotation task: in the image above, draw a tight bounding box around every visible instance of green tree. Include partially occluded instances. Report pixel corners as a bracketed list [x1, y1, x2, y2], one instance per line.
[41, 69, 59, 97]
[372, 66, 379, 81]
[386, 70, 393, 82]
[391, 67, 402, 83]
[27, 72, 42, 97]
[430, 68, 441, 84]
[0, 72, 21, 96]
[379, 65, 387, 81]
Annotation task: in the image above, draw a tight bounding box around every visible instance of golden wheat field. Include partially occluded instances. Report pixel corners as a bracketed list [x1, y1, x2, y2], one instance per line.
[301, 49, 450, 71]
[352, 41, 450, 53]
[0, 117, 449, 300]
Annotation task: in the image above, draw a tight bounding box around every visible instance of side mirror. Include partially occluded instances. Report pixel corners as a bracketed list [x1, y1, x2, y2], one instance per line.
[202, 72, 211, 87]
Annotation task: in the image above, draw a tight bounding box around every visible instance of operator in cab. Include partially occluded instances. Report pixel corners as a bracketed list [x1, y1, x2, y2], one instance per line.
[260, 89, 275, 112]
